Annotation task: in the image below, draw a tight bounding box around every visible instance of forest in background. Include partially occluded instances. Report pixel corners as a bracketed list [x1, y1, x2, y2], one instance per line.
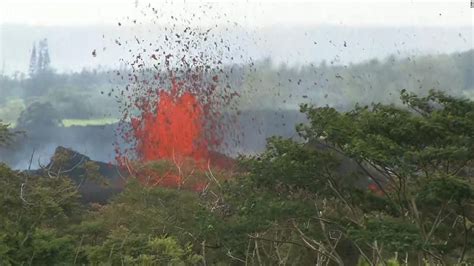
[0, 48, 472, 128]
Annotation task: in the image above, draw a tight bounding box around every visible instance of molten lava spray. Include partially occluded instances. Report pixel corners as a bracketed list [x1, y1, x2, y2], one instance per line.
[118, 75, 235, 190]
[105, 4, 249, 189]
[131, 81, 209, 166]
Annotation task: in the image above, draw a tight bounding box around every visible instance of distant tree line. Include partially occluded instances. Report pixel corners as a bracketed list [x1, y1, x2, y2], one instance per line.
[0, 49, 471, 132]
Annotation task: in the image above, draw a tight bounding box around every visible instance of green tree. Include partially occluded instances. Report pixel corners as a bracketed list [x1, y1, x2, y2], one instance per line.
[206, 89, 473, 265]
[73, 180, 204, 264]
[16, 102, 63, 130]
[37, 39, 51, 74]
[0, 121, 14, 146]
[296, 89, 474, 264]
[28, 43, 37, 78]
[0, 164, 82, 264]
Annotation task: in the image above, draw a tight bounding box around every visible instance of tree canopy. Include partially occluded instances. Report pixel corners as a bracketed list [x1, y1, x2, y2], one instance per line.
[0, 121, 15, 147]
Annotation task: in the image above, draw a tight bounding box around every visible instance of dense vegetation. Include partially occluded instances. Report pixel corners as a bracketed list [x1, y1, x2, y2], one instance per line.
[0, 90, 472, 265]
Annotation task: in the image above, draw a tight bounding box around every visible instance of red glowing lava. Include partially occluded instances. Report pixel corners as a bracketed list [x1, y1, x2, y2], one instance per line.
[114, 76, 236, 191]
[131, 81, 209, 167]
[109, 9, 242, 190]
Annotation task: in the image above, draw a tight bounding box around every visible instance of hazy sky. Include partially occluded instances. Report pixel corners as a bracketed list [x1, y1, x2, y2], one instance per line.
[0, 0, 472, 74]
[0, 0, 472, 27]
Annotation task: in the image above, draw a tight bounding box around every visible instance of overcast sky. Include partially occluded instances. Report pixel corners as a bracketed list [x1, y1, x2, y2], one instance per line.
[0, 0, 472, 74]
[0, 0, 472, 27]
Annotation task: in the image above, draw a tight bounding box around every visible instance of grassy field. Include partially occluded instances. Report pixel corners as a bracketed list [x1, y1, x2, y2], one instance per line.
[0, 118, 118, 128]
[62, 117, 119, 127]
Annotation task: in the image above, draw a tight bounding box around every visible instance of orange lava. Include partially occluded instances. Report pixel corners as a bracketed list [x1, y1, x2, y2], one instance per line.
[115, 71, 237, 191]
[131, 81, 209, 167]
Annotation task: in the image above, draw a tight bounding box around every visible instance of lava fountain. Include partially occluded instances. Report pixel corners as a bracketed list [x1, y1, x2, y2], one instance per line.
[131, 80, 209, 167]
[106, 4, 249, 189]
[117, 73, 236, 190]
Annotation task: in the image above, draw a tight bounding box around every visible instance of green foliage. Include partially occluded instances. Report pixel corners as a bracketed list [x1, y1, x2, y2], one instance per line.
[296, 90, 474, 263]
[74, 180, 204, 264]
[0, 90, 472, 264]
[350, 189, 399, 215]
[29, 228, 76, 264]
[348, 217, 424, 253]
[300, 89, 474, 172]
[218, 90, 473, 264]
[417, 177, 473, 205]
[357, 257, 401, 266]
[0, 98, 25, 126]
[0, 163, 81, 264]
[0, 121, 15, 146]
[16, 102, 63, 130]
[83, 180, 202, 239]
[239, 137, 339, 193]
[85, 229, 201, 265]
